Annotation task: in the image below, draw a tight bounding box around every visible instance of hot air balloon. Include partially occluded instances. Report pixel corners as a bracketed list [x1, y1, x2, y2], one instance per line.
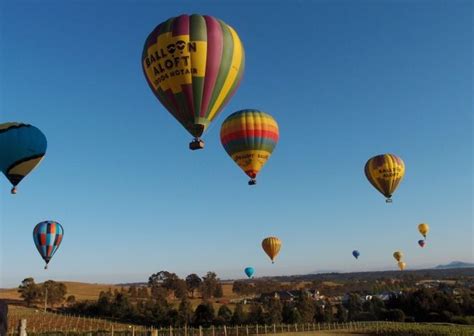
[244, 267, 255, 279]
[418, 239, 426, 248]
[418, 223, 429, 239]
[393, 251, 403, 262]
[142, 14, 245, 150]
[352, 250, 360, 259]
[0, 123, 47, 194]
[398, 261, 406, 271]
[262, 237, 281, 264]
[220, 109, 279, 185]
[365, 154, 405, 202]
[33, 221, 64, 269]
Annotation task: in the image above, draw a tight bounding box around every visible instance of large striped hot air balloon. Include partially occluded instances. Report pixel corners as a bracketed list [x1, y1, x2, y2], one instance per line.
[220, 109, 279, 185]
[142, 14, 245, 150]
[365, 154, 405, 202]
[33, 221, 64, 269]
[0, 122, 47, 194]
[262, 236, 282, 264]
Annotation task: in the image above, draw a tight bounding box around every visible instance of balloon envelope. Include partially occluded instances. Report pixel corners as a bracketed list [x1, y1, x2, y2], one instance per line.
[262, 237, 281, 263]
[393, 251, 403, 262]
[352, 250, 360, 259]
[418, 223, 429, 238]
[418, 239, 426, 248]
[0, 123, 47, 193]
[142, 14, 245, 143]
[244, 267, 255, 278]
[221, 109, 279, 184]
[398, 261, 406, 271]
[33, 221, 64, 269]
[365, 154, 405, 202]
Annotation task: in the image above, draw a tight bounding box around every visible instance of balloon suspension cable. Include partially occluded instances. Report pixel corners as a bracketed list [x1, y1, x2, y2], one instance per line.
[248, 178, 257, 186]
[11, 187, 17, 194]
[189, 137, 205, 151]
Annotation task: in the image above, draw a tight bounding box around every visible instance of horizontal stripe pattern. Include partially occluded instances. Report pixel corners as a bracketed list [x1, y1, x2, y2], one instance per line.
[220, 110, 279, 179]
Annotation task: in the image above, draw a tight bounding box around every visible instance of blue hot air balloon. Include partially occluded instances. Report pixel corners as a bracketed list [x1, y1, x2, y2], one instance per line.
[352, 250, 360, 259]
[244, 267, 255, 279]
[33, 221, 64, 269]
[0, 122, 47, 194]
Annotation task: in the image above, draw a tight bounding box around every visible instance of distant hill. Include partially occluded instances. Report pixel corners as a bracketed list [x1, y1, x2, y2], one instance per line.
[435, 261, 474, 269]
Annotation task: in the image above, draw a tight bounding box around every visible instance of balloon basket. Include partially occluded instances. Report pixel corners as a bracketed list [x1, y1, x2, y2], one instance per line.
[189, 139, 204, 150]
[248, 179, 257, 186]
[385, 198, 393, 203]
[11, 187, 17, 194]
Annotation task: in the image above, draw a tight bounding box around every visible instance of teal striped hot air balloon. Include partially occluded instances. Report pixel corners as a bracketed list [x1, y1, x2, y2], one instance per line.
[142, 14, 245, 150]
[0, 122, 47, 194]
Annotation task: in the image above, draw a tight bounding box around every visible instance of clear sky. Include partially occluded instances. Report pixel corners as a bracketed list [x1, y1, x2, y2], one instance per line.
[0, 0, 472, 288]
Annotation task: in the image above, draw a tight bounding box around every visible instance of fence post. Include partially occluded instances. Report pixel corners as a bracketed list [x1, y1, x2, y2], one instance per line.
[236, 325, 239, 336]
[246, 325, 249, 336]
[19, 319, 27, 336]
[212, 325, 215, 336]
[152, 328, 158, 336]
[132, 326, 136, 336]
[264, 325, 267, 334]
[272, 324, 276, 335]
[224, 325, 227, 336]
[294, 324, 297, 332]
[256, 324, 259, 335]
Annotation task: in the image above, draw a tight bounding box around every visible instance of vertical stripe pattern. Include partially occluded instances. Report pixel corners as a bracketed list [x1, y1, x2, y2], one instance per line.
[262, 237, 282, 263]
[142, 14, 245, 138]
[364, 154, 405, 200]
[220, 110, 279, 180]
[33, 221, 64, 266]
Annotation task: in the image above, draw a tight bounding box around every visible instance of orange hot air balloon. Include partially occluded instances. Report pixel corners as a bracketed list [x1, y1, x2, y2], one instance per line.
[398, 261, 406, 271]
[262, 236, 281, 264]
[393, 251, 403, 262]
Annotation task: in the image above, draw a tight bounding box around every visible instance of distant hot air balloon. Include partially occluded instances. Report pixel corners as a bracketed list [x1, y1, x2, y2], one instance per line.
[0, 123, 47, 194]
[418, 239, 426, 248]
[365, 154, 405, 202]
[33, 221, 64, 269]
[393, 251, 403, 262]
[352, 250, 360, 259]
[142, 14, 245, 150]
[220, 109, 279, 185]
[244, 267, 255, 279]
[398, 261, 406, 271]
[262, 237, 281, 264]
[418, 223, 429, 239]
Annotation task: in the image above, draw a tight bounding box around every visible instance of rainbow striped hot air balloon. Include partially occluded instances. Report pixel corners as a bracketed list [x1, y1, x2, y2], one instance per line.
[0, 122, 47, 194]
[33, 221, 64, 269]
[365, 154, 405, 202]
[220, 109, 279, 185]
[142, 14, 245, 150]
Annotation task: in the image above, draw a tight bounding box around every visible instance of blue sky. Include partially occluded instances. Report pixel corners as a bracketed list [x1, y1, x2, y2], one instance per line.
[0, 0, 472, 287]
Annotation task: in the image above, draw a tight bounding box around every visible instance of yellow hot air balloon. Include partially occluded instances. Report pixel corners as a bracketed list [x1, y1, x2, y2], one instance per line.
[262, 237, 281, 264]
[393, 251, 403, 262]
[365, 154, 405, 202]
[398, 261, 406, 271]
[418, 223, 429, 238]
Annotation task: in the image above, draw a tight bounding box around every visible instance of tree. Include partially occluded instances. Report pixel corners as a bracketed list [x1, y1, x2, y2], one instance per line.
[185, 274, 202, 298]
[247, 303, 264, 324]
[232, 281, 254, 296]
[231, 303, 246, 325]
[264, 298, 283, 324]
[201, 272, 219, 299]
[335, 304, 348, 322]
[42, 280, 67, 307]
[174, 279, 189, 300]
[296, 294, 314, 322]
[216, 305, 233, 325]
[214, 283, 224, 298]
[178, 298, 194, 326]
[193, 302, 215, 327]
[18, 278, 41, 306]
[66, 295, 76, 305]
[345, 294, 363, 320]
[282, 302, 301, 324]
[148, 271, 175, 299]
